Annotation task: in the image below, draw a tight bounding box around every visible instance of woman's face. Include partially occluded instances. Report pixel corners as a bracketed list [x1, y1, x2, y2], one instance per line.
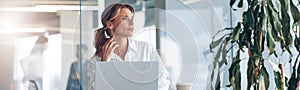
[110, 8, 134, 37]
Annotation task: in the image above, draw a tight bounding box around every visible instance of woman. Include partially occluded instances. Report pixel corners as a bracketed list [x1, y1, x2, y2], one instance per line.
[85, 3, 170, 90]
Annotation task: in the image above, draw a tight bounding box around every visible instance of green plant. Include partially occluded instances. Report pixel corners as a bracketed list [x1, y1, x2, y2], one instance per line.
[209, 0, 300, 90]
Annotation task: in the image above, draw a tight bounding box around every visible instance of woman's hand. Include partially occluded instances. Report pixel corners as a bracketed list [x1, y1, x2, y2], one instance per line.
[100, 35, 119, 62]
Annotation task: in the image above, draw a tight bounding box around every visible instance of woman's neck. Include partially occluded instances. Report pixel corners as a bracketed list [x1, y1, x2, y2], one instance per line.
[113, 36, 128, 60]
[114, 36, 128, 49]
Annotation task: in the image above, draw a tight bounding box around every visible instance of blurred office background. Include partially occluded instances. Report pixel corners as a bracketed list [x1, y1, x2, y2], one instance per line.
[0, 0, 236, 90]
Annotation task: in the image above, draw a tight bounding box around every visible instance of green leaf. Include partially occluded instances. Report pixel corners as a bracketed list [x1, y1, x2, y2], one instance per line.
[261, 65, 270, 90]
[288, 60, 298, 90]
[288, 55, 300, 90]
[228, 58, 240, 75]
[285, 76, 288, 87]
[219, 50, 229, 67]
[238, 32, 247, 51]
[228, 50, 241, 89]
[231, 22, 243, 42]
[215, 71, 221, 90]
[212, 39, 230, 84]
[262, 5, 268, 31]
[267, 3, 281, 42]
[252, 49, 262, 59]
[238, 0, 243, 8]
[228, 59, 241, 90]
[279, 0, 288, 8]
[246, 0, 251, 5]
[251, 5, 259, 25]
[296, 55, 300, 75]
[235, 68, 242, 90]
[210, 70, 215, 88]
[230, 0, 237, 7]
[243, 10, 255, 29]
[267, 23, 276, 55]
[275, 0, 281, 12]
[290, 0, 300, 24]
[210, 31, 231, 90]
[213, 44, 223, 68]
[295, 38, 300, 52]
[216, 79, 220, 90]
[274, 71, 284, 90]
[210, 36, 225, 52]
[221, 44, 228, 66]
[247, 65, 254, 90]
[268, 3, 281, 27]
[279, 0, 292, 50]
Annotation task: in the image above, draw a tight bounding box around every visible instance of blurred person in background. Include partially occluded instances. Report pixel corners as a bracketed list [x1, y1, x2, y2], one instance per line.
[66, 44, 88, 90]
[20, 36, 48, 90]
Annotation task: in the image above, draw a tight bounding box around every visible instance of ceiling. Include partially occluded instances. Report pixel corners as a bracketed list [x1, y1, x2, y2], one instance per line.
[0, 0, 202, 37]
[0, 0, 97, 7]
[0, 0, 150, 35]
[0, 0, 97, 37]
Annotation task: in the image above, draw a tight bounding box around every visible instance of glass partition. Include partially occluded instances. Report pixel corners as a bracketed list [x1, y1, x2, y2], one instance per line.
[80, 0, 229, 90]
[0, 0, 237, 90]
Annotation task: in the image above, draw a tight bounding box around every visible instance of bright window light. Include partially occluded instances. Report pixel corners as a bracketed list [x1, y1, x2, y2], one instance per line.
[0, 5, 98, 12]
[0, 28, 46, 33]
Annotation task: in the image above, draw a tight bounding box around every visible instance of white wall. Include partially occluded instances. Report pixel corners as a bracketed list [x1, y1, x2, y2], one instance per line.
[0, 40, 13, 90]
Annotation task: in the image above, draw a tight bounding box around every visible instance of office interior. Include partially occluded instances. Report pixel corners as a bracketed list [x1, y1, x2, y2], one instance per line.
[1, 0, 292, 90]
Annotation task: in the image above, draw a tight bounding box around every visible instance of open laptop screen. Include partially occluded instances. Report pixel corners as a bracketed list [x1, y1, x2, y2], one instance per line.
[95, 62, 158, 90]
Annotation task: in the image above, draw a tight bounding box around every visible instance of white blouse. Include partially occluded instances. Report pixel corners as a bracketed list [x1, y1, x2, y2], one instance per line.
[84, 38, 170, 90]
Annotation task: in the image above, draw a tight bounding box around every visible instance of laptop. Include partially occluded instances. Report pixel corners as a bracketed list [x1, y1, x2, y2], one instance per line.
[95, 61, 159, 90]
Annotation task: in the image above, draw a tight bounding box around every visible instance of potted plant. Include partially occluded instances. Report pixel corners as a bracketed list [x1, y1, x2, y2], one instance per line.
[209, 0, 300, 89]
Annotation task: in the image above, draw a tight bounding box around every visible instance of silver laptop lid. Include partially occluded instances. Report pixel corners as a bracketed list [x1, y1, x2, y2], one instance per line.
[95, 61, 158, 90]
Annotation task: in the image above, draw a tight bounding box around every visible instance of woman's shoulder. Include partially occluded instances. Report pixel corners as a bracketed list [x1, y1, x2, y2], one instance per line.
[89, 55, 101, 61]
